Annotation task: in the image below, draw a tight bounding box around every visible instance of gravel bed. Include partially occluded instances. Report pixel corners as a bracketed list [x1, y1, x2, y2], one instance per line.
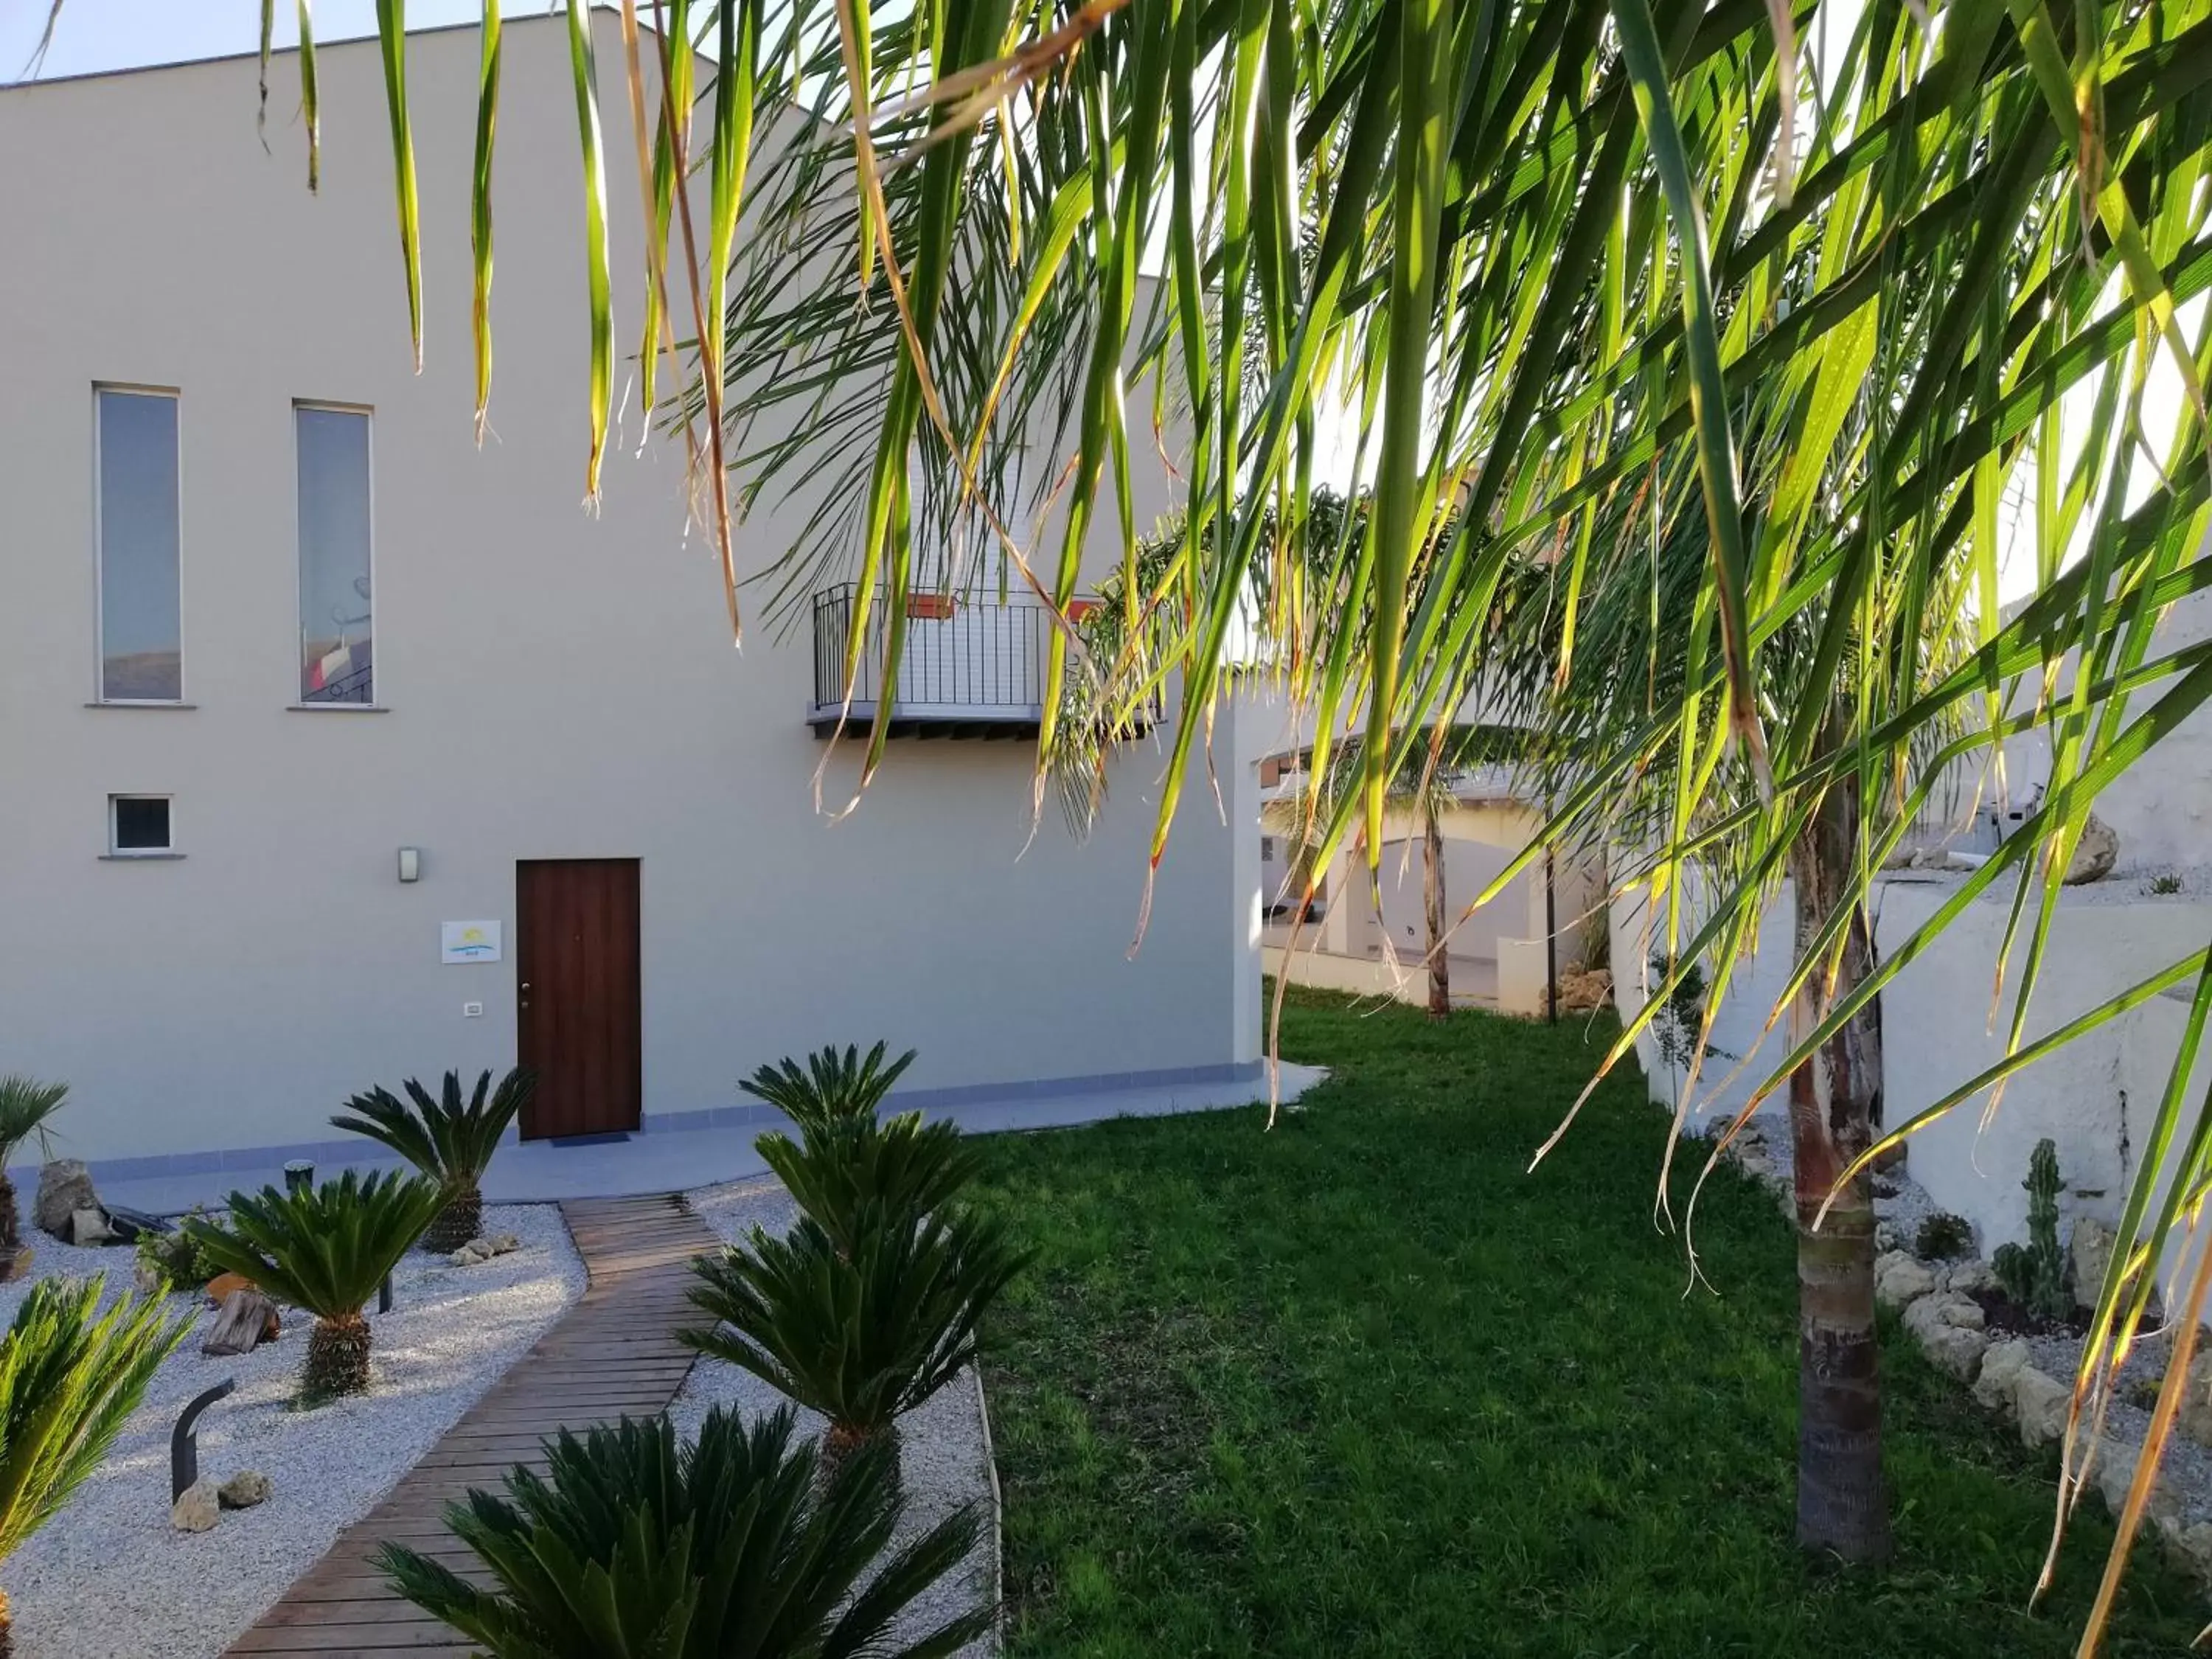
[0, 1200, 584, 1659]
[679, 1176, 998, 1655]
[2021, 1325, 2212, 1531]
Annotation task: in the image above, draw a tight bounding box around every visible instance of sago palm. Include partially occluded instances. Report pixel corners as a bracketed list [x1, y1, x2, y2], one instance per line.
[740, 1042, 917, 1138]
[756, 1113, 987, 1259]
[684, 1205, 1029, 1481]
[331, 1068, 537, 1253]
[376, 1405, 990, 1658]
[0, 1077, 66, 1275]
[0, 1279, 189, 1656]
[187, 1171, 444, 1399]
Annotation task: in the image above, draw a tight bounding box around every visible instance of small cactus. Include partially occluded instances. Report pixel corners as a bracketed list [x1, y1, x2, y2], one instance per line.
[1992, 1138, 2071, 1322]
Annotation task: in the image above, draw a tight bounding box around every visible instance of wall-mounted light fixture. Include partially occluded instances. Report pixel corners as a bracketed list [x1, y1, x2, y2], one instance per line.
[397, 846, 422, 883]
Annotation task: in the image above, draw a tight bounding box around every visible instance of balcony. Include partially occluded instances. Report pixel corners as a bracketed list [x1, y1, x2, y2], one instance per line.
[807, 583, 1072, 740]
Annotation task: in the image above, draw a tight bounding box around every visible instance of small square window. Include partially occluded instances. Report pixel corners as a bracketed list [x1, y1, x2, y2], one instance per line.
[110, 795, 172, 854]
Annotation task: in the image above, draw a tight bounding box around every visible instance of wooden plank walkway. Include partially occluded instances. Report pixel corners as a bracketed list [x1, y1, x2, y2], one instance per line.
[225, 1194, 719, 1658]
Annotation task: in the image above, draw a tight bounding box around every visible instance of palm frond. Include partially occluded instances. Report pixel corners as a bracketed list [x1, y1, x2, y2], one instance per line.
[0, 1077, 67, 1169]
[0, 1279, 190, 1563]
[739, 1041, 917, 1134]
[376, 1405, 990, 1655]
[331, 1068, 535, 1192]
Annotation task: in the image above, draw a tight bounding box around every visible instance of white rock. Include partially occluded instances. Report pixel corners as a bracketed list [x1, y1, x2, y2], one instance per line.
[2178, 1350, 2212, 1448]
[1975, 1338, 2034, 1413]
[2065, 813, 2119, 885]
[32, 1161, 98, 1239]
[2174, 1522, 2212, 1583]
[2070, 1218, 2117, 1312]
[170, 1479, 219, 1533]
[218, 1470, 272, 1510]
[1942, 1258, 1997, 1297]
[69, 1208, 111, 1247]
[1903, 1295, 1989, 1379]
[488, 1233, 521, 1255]
[2093, 1433, 2183, 1529]
[1938, 1297, 1984, 1331]
[1875, 1251, 1938, 1310]
[2015, 1365, 2073, 1448]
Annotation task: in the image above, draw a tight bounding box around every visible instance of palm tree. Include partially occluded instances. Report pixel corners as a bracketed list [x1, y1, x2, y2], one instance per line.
[0, 1078, 66, 1278]
[187, 1171, 445, 1399]
[86, 0, 2212, 1631]
[377, 1405, 990, 1657]
[0, 1280, 191, 1657]
[330, 1068, 537, 1253]
[1480, 432, 1982, 1558]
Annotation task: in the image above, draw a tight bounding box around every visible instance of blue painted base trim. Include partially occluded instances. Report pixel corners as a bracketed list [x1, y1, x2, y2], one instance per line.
[48, 1060, 1265, 1189]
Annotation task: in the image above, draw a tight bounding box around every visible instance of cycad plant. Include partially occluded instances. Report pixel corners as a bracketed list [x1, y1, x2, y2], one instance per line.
[377, 1405, 989, 1658]
[740, 1043, 917, 1138]
[0, 1077, 66, 1279]
[755, 1103, 984, 1261]
[686, 1205, 1029, 1484]
[0, 1279, 189, 1656]
[331, 1068, 536, 1253]
[187, 1171, 444, 1399]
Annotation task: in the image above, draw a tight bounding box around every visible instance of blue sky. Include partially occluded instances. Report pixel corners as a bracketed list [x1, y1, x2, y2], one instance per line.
[4, 0, 488, 82]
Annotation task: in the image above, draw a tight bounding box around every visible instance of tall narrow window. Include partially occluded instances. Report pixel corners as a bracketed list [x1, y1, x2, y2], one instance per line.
[96, 389, 182, 701]
[296, 406, 374, 704]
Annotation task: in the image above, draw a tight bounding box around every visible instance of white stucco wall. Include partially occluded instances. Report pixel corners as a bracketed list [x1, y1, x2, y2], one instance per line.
[1877, 876, 2212, 1272]
[1987, 585, 2212, 872]
[1607, 868, 1798, 1128]
[1608, 855, 2212, 1305]
[0, 20, 1258, 1166]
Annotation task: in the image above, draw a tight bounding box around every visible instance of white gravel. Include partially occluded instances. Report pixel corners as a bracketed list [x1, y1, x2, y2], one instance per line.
[0, 1200, 584, 1659]
[680, 1176, 998, 1655]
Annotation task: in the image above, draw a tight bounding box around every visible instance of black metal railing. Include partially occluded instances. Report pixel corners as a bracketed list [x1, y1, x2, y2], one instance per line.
[810, 584, 1059, 723]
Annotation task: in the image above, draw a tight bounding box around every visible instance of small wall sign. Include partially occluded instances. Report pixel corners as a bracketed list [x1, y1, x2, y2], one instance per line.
[440, 921, 503, 964]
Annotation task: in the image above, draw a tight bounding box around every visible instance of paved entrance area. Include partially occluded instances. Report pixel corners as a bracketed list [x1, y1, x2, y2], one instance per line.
[223, 1194, 717, 1658]
[97, 1065, 1324, 1217]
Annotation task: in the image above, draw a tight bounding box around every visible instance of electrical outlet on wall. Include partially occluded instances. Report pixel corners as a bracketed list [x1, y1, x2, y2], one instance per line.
[463, 1002, 484, 1018]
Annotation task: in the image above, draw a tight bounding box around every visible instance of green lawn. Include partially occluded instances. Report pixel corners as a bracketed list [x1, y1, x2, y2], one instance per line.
[973, 985, 2205, 1657]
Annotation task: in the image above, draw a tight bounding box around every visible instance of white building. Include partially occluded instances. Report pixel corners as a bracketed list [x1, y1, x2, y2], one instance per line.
[0, 15, 1262, 1178]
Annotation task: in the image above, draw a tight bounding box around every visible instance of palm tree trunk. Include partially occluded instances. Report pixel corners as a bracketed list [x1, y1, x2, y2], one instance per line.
[820, 1421, 901, 1498]
[425, 1185, 484, 1256]
[0, 1584, 15, 1659]
[305, 1312, 373, 1399]
[1423, 804, 1450, 1020]
[1787, 771, 1888, 1562]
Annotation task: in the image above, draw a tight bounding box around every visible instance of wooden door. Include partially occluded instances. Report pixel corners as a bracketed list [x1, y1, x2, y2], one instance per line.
[515, 858, 641, 1139]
